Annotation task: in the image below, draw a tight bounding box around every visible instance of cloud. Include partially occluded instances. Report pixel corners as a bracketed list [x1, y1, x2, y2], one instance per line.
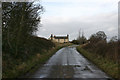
[37, 12, 118, 41]
[42, 0, 119, 3]
[40, 0, 118, 18]
[107, 27, 116, 32]
[36, 0, 118, 41]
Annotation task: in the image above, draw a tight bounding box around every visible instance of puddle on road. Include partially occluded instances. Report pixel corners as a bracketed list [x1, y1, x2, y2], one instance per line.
[46, 65, 74, 78]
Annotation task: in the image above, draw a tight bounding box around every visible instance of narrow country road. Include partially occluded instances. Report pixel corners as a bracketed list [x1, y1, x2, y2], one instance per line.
[27, 45, 112, 79]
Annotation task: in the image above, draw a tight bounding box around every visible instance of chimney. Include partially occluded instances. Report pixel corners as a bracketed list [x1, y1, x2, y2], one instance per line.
[67, 34, 69, 42]
[67, 34, 69, 38]
[51, 34, 53, 40]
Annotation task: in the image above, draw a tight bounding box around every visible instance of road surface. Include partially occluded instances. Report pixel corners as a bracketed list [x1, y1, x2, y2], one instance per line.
[27, 45, 112, 79]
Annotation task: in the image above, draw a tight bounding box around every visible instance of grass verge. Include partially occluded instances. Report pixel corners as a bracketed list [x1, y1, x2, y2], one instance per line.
[76, 46, 119, 79]
[3, 43, 72, 78]
[22, 42, 73, 77]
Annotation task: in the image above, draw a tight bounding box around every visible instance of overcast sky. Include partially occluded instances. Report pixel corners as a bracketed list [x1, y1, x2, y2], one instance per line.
[36, 0, 119, 41]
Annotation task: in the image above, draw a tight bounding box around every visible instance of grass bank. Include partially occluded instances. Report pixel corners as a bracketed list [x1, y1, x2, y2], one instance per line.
[3, 39, 72, 78]
[22, 42, 73, 77]
[76, 46, 119, 79]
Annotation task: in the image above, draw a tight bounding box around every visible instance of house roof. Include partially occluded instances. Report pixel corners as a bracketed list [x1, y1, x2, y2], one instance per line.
[54, 36, 68, 39]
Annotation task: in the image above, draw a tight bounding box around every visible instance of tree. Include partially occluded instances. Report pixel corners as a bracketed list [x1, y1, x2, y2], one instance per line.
[89, 31, 107, 44]
[71, 40, 79, 44]
[96, 31, 107, 41]
[2, 2, 44, 55]
[110, 36, 118, 42]
[77, 29, 87, 44]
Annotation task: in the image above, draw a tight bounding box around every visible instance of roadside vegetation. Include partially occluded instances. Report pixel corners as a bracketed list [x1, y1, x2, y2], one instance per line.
[3, 38, 71, 78]
[2, 2, 72, 78]
[72, 30, 119, 79]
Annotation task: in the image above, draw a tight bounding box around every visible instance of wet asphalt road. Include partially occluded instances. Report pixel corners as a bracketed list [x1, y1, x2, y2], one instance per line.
[28, 46, 111, 79]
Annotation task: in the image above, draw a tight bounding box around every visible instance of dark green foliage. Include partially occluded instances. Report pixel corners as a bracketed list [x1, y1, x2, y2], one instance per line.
[2, 36, 55, 78]
[89, 31, 107, 44]
[77, 35, 87, 44]
[76, 31, 119, 79]
[83, 31, 119, 63]
[24, 36, 55, 55]
[71, 37, 87, 45]
[77, 46, 119, 79]
[71, 40, 79, 44]
[71, 29, 87, 45]
[2, 2, 44, 56]
[71, 30, 87, 45]
[2, 2, 55, 78]
[110, 36, 118, 42]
